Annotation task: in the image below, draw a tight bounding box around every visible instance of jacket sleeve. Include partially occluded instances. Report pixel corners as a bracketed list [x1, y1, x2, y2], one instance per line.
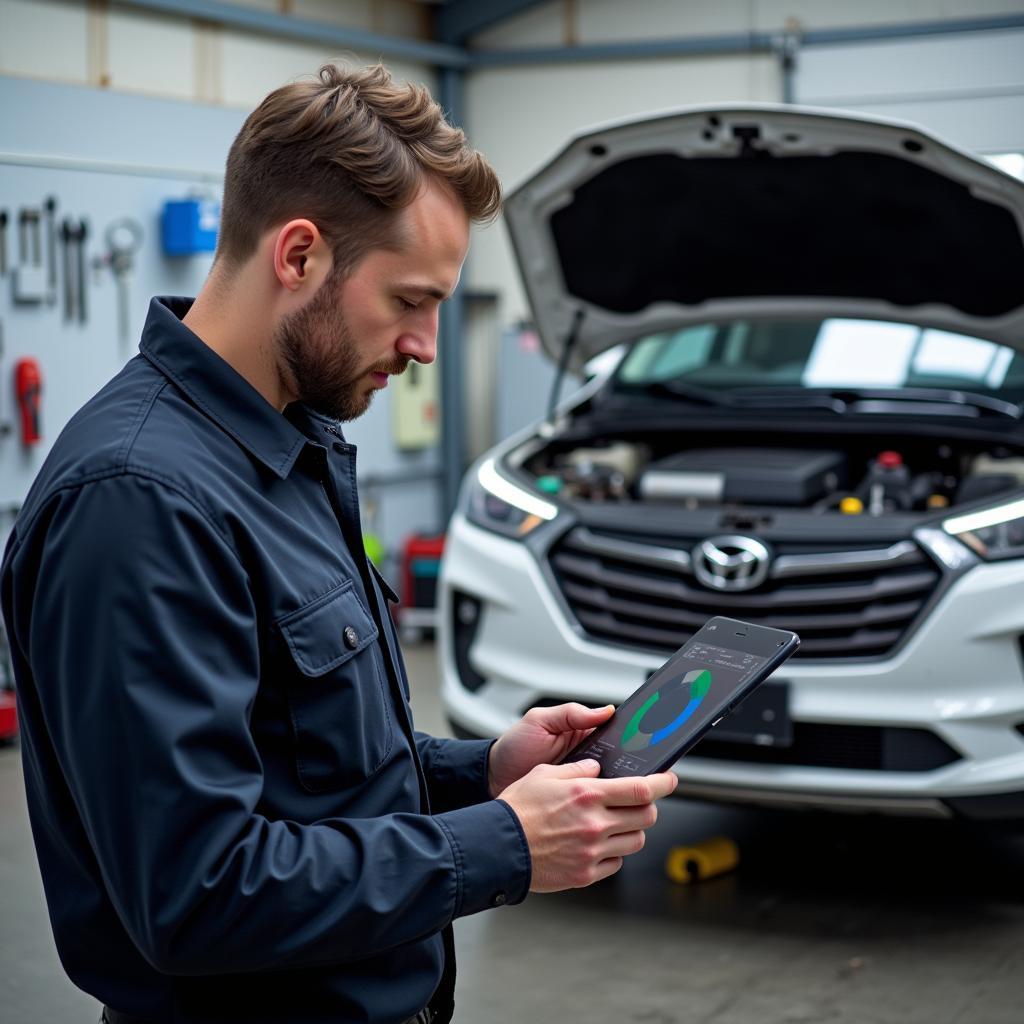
[9, 472, 530, 976]
[414, 733, 497, 813]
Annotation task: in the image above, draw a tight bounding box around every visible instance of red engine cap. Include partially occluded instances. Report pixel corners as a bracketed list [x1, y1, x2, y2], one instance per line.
[877, 450, 903, 469]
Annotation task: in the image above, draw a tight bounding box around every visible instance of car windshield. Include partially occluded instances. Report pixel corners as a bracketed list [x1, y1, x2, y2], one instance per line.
[614, 319, 1024, 402]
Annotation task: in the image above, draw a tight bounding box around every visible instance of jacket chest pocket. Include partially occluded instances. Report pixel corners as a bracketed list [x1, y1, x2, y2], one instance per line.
[277, 580, 394, 793]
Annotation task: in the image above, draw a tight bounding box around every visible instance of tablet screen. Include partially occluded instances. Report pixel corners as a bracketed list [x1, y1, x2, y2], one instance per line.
[564, 640, 769, 777]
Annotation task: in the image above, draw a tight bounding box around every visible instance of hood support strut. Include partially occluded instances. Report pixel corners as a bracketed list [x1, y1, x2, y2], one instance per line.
[546, 308, 586, 426]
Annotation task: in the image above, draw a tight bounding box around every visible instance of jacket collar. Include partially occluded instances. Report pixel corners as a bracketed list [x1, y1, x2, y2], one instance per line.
[140, 296, 315, 479]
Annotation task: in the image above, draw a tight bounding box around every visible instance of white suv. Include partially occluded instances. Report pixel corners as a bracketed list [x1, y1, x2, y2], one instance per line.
[440, 104, 1024, 821]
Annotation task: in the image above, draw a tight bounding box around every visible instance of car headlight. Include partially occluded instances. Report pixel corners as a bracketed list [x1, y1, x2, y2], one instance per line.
[942, 496, 1024, 560]
[464, 457, 558, 539]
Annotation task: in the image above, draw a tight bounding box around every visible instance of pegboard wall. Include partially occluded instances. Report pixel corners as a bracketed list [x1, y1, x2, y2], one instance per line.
[0, 75, 444, 565]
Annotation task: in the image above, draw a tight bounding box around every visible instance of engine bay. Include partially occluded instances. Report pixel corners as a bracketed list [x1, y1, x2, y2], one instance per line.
[523, 435, 1024, 516]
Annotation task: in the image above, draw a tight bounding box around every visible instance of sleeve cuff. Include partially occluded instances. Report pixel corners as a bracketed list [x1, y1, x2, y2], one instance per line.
[434, 799, 531, 918]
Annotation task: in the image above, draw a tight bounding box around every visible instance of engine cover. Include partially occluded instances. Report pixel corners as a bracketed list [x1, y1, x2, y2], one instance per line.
[638, 448, 846, 507]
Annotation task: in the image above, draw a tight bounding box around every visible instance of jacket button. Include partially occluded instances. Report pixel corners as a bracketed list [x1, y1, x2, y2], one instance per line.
[491, 891, 507, 907]
[343, 626, 360, 650]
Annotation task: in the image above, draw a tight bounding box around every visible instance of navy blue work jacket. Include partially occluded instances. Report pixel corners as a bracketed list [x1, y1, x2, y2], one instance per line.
[0, 297, 531, 1024]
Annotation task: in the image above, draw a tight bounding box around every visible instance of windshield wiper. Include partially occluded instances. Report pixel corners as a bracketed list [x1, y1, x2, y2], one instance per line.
[729, 390, 849, 413]
[634, 382, 1022, 420]
[795, 387, 1020, 419]
[859, 387, 1022, 420]
[641, 380, 735, 407]
[723, 386, 1021, 420]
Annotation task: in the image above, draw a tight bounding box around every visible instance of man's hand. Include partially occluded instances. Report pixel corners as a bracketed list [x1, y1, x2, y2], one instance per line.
[499, 760, 679, 892]
[487, 703, 615, 798]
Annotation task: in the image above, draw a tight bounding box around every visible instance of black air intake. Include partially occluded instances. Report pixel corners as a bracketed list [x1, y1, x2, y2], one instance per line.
[450, 591, 486, 693]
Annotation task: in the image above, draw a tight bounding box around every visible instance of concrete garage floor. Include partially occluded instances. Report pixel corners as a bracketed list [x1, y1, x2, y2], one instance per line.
[3, 642, 1024, 1023]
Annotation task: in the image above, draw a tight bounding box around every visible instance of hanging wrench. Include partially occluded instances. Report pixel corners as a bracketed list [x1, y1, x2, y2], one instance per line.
[104, 218, 144, 346]
[44, 196, 58, 304]
[60, 217, 77, 321]
[77, 219, 89, 325]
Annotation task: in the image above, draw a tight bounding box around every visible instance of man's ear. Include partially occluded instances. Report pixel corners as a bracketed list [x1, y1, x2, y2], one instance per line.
[272, 219, 332, 293]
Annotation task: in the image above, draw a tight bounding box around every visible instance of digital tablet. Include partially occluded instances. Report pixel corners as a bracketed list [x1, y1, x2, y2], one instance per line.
[560, 617, 800, 778]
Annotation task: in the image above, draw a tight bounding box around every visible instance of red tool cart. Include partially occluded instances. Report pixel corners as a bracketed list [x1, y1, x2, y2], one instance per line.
[399, 533, 445, 641]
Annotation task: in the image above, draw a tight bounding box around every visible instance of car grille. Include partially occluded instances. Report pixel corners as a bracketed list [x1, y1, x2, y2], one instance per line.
[548, 527, 943, 659]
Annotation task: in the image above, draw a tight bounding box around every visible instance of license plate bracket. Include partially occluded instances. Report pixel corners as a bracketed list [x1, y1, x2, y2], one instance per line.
[714, 681, 792, 747]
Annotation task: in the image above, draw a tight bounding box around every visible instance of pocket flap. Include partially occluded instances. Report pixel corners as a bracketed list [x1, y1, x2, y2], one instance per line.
[277, 580, 379, 676]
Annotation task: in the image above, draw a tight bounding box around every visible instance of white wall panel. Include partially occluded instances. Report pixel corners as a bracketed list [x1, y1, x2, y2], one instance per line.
[294, 0, 374, 29]
[0, 0, 89, 84]
[368, 0, 431, 39]
[221, 33, 355, 108]
[470, 2, 566, 49]
[752, 0, 1024, 32]
[473, 0, 1024, 50]
[578, 0, 753, 44]
[797, 28, 1024, 154]
[466, 54, 780, 322]
[0, 0, 432, 104]
[798, 28, 1024, 101]
[807, 91, 1024, 154]
[107, 6, 194, 99]
[220, 30, 434, 108]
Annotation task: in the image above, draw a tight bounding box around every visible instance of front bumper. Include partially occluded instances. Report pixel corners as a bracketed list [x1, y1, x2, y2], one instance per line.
[439, 513, 1024, 820]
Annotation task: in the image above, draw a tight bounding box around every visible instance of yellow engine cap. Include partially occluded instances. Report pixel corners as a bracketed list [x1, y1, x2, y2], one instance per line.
[840, 497, 864, 515]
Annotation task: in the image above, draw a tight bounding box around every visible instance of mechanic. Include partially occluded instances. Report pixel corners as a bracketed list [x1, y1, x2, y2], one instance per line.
[0, 63, 678, 1024]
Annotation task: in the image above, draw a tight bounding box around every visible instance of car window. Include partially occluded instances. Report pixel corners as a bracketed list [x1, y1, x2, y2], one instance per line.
[615, 318, 1024, 399]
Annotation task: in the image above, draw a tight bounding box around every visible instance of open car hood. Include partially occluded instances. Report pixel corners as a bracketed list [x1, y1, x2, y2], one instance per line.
[503, 104, 1024, 373]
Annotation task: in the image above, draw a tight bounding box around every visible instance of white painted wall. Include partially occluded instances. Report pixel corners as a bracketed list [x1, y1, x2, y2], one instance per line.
[473, 0, 1024, 48]
[0, 0, 436, 105]
[797, 27, 1024, 154]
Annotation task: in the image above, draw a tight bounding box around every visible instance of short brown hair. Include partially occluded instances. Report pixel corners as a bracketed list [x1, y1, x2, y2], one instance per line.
[217, 63, 501, 275]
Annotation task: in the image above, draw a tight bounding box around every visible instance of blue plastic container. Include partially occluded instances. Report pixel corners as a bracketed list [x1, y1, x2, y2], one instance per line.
[162, 198, 219, 255]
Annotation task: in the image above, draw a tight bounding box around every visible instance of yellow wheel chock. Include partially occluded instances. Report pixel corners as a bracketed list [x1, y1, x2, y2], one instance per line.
[665, 836, 739, 884]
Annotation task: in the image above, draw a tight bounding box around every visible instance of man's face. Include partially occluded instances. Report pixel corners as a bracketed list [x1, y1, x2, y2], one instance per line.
[276, 178, 471, 422]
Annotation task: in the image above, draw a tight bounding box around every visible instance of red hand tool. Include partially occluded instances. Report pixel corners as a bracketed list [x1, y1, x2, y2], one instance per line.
[15, 357, 42, 445]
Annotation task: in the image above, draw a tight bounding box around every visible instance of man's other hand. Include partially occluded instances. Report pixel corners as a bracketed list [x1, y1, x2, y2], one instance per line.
[487, 703, 615, 798]
[499, 760, 679, 892]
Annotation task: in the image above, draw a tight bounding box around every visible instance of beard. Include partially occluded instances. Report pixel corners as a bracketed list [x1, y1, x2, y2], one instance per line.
[275, 272, 409, 422]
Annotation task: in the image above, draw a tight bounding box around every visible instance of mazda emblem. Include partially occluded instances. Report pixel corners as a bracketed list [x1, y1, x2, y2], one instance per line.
[693, 535, 770, 592]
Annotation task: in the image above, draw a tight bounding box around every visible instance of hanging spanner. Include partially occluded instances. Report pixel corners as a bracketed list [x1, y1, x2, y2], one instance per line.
[60, 218, 88, 323]
[19, 209, 41, 267]
[77, 219, 89, 325]
[60, 217, 78, 321]
[44, 196, 58, 304]
[104, 218, 143, 345]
